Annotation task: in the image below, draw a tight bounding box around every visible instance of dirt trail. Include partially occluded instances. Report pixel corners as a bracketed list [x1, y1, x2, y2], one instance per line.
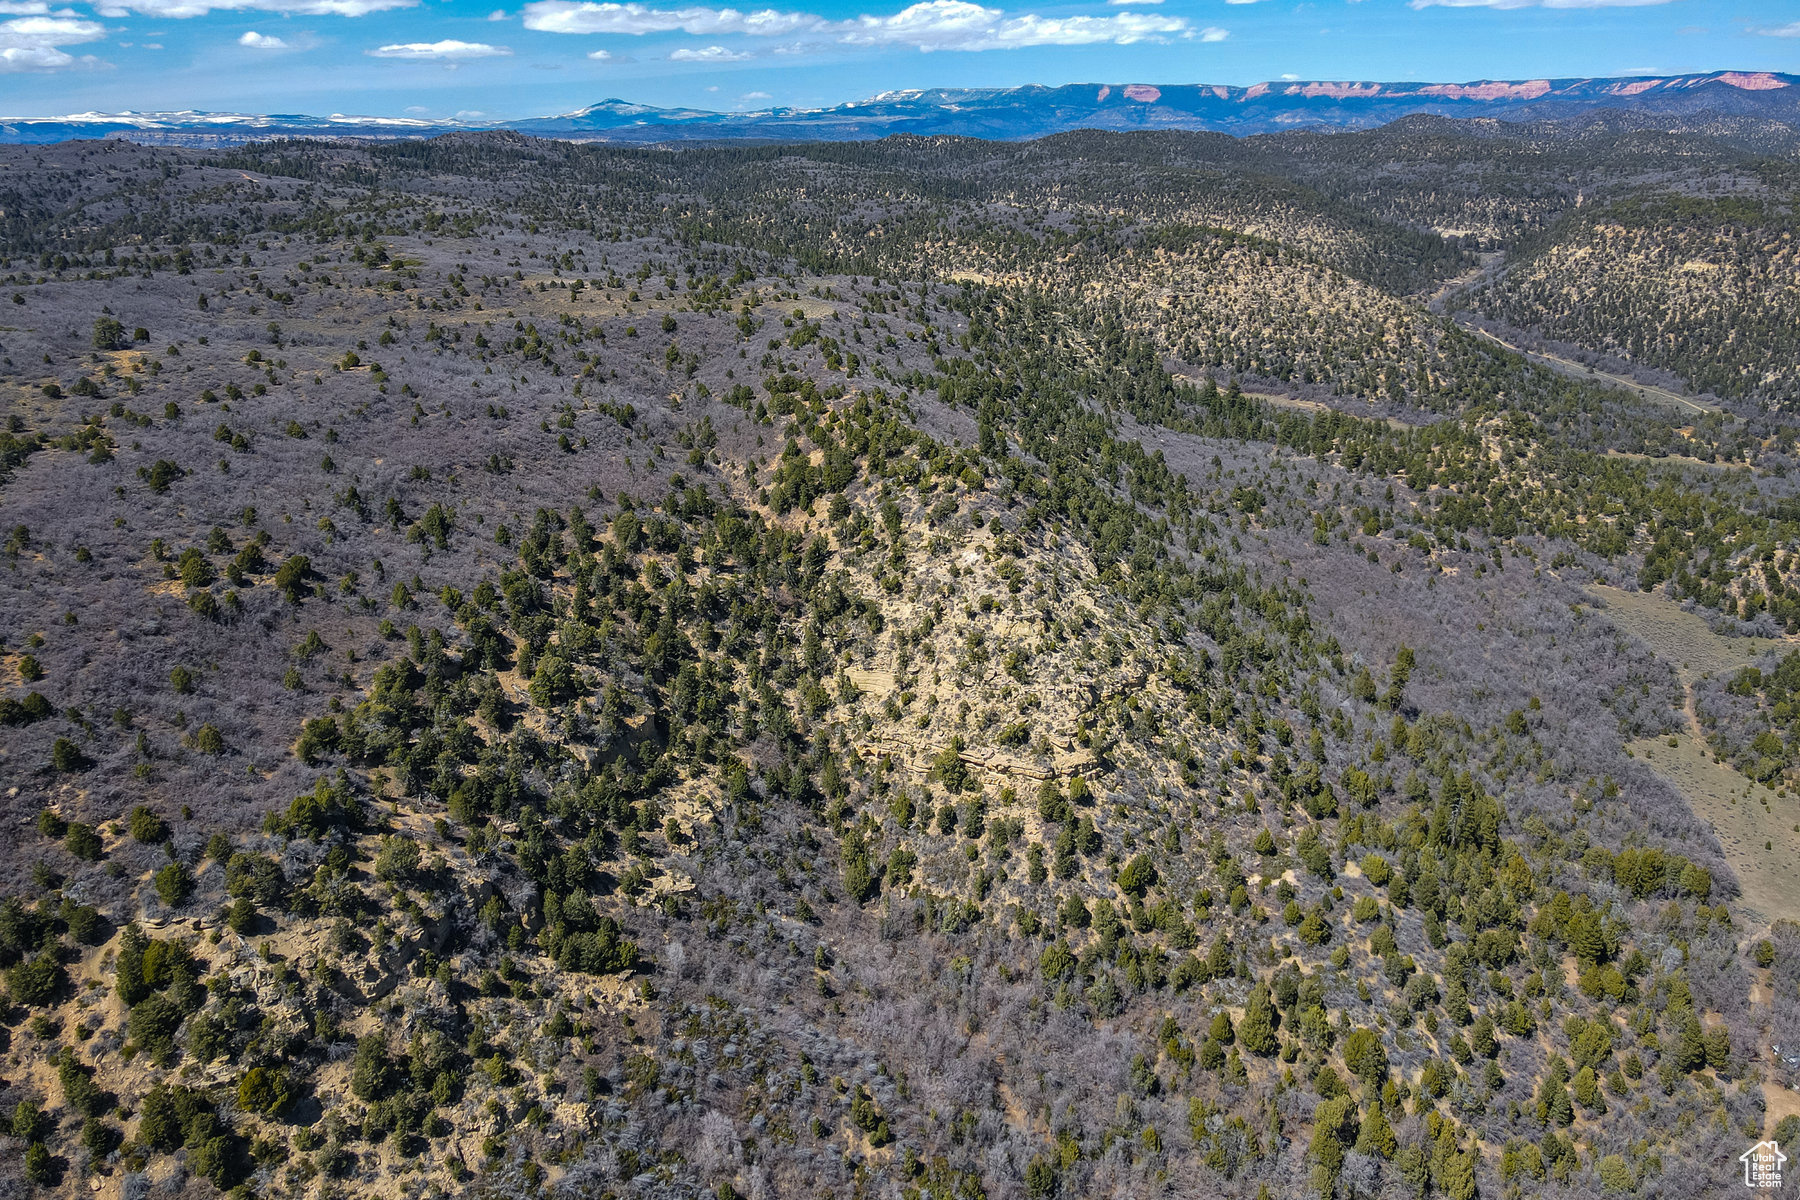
[1586, 585, 1789, 689]
[1627, 735, 1800, 926]
[1424, 255, 1500, 312]
[1169, 375, 1414, 430]
[1594, 584, 1800, 1132]
[1464, 325, 1721, 416]
[1587, 586, 1800, 922]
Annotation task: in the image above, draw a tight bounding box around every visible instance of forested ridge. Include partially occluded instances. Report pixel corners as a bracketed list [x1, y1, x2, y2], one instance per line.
[0, 126, 1797, 1200]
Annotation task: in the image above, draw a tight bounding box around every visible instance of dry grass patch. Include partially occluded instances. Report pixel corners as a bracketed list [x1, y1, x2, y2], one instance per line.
[1628, 733, 1800, 924]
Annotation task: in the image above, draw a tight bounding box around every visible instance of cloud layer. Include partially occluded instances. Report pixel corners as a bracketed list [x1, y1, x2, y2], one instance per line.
[369, 37, 512, 55]
[92, 0, 414, 18]
[668, 41, 745, 57]
[521, 0, 1193, 51]
[0, 13, 102, 71]
[524, 1, 809, 34]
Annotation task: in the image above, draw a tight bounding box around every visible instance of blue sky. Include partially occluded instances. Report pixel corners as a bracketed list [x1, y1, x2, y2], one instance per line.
[2, 0, 1797, 120]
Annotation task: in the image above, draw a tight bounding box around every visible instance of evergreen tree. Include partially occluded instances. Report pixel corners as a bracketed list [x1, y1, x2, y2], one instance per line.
[1572, 1066, 1605, 1113]
[1470, 1014, 1498, 1059]
[115, 923, 149, 1006]
[1355, 1099, 1397, 1159]
[1239, 982, 1280, 1056]
[1677, 1014, 1708, 1072]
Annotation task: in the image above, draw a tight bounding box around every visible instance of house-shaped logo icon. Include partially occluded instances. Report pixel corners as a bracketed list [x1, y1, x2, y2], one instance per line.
[1742, 1140, 1787, 1188]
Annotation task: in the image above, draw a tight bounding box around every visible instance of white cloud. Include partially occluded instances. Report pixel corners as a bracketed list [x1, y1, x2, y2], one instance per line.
[404, 103, 429, 111]
[94, 0, 413, 18]
[0, 13, 103, 70]
[840, 2, 1190, 50]
[866, 0, 1193, 49]
[524, 1, 814, 34]
[1196, 23, 1224, 38]
[668, 41, 747, 58]
[1106, 0, 1159, 5]
[486, 5, 506, 13]
[369, 37, 511, 55]
[585, 45, 610, 55]
[0, 42, 68, 64]
[238, 28, 287, 45]
[4, 13, 101, 34]
[0, 1, 50, 13]
[1409, 0, 1672, 8]
[741, 88, 768, 96]
[523, 0, 1190, 48]
[1756, 21, 1800, 36]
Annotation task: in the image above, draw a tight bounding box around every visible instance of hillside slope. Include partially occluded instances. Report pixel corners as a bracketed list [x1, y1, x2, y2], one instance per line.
[0, 131, 1797, 1200]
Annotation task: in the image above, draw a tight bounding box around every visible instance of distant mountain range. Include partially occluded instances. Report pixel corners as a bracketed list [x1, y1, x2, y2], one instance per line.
[4, 71, 1797, 145]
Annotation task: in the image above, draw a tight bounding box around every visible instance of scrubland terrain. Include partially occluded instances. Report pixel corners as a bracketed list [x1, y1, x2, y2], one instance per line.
[0, 123, 1799, 1200]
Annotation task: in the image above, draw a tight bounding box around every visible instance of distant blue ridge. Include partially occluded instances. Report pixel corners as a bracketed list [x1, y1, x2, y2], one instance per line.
[4, 72, 1796, 145]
